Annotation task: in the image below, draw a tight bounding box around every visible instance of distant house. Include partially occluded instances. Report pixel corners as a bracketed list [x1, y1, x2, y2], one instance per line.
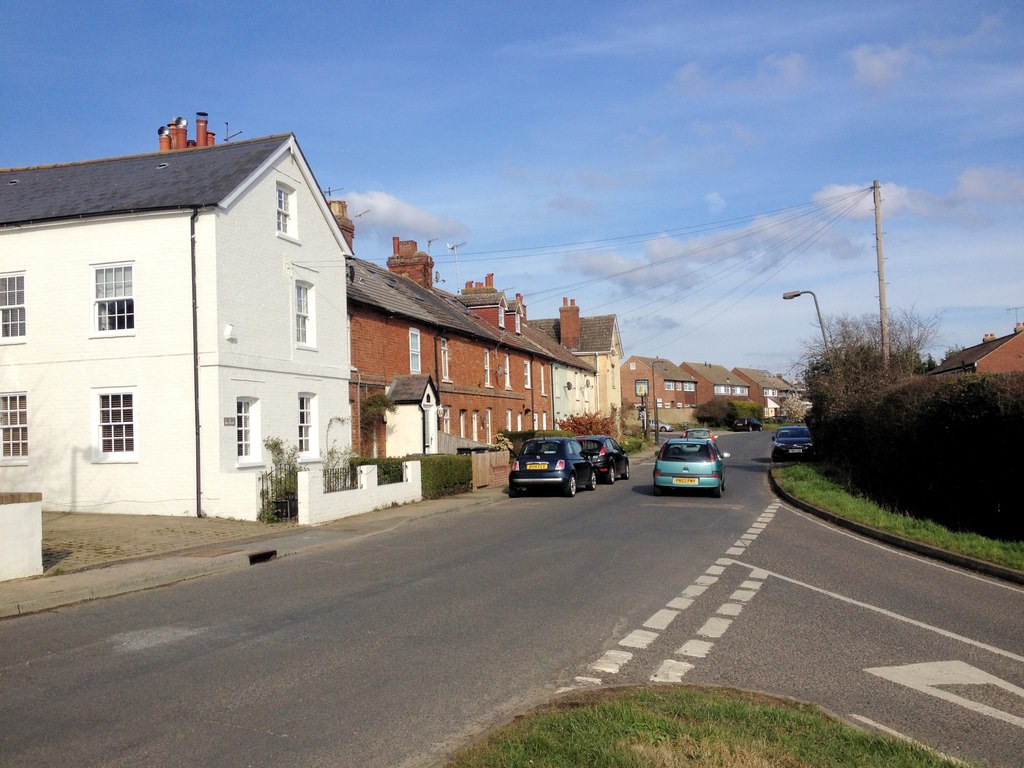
[678, 362, 751, 405]
[531, 298, 623, 420]
[930, 324, 1024, 376]
[731, 368, 797, 419]
[620, 356, 698, 424]
[0, 118, 353, 519]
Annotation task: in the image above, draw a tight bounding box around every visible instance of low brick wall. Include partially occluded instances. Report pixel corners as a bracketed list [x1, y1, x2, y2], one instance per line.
[0, 492, 43, 581]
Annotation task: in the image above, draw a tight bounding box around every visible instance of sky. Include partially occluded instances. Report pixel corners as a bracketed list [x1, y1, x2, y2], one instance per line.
[3, 0, 1022, 379]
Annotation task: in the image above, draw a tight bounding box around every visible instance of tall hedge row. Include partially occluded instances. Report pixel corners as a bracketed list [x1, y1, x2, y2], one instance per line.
[813, 372, 1024, 540]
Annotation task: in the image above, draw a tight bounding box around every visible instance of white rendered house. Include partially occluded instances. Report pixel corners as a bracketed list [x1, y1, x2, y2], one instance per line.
[0, 125, 353, 520]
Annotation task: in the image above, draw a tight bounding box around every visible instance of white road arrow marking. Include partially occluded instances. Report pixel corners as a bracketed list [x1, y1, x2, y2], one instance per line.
[866, 661, 1024, 729]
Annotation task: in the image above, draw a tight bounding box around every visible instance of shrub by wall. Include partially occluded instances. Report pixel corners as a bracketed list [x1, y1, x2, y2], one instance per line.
[418, 454, 473, 499]
[350, 457, 404, 485]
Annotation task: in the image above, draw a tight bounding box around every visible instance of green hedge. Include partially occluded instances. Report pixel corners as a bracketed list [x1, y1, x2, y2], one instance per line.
[813, 372, 1024, 541]
[418, 454, 473, 499]
[350, 457, 404, 485]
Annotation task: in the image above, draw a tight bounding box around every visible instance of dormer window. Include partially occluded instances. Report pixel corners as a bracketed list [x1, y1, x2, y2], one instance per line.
[514, 312, 521, 334]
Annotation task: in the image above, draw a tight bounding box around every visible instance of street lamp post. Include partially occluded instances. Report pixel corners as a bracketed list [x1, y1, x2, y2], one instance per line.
[650, 357, 661, 445]
[783, 290, 830, 355]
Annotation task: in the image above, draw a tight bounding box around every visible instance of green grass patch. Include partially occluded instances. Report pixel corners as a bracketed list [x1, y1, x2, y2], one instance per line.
[774, 463, 1024, 572]
[446, 686, 969, 767]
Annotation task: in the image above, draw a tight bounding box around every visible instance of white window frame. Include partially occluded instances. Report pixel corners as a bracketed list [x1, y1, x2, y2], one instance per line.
[472, 411, 479, 441]
[276, 183, 296, 239]
[523, 360, 532, 389]
[506, 409, 512, 431]
[93, 263, 135, 336]
[298, 393, 318, 459]
[498, 305, 506, 329]
[409, 328, 422, 373]
[1, 272, 26, 342]
[540, 364, 546, 395]
[440, 338, 451, 381]
[514, 312, 521, 334]
[516, 412, 523, 431]
[91, 387, 137, 463]
[665, 381, 675, 391]
[236, 397, 262, 466]
[485, 408, 492, 443]
[295, 281, 316, 348]
[1, 392, 28, 464]
[542, 412, 547, 429]
[442, 407, 451, 434]
[532, 412, 538, 430]
[714, 384, 730, 395]
[504, 353, 512, 390]
[459, 409, 467, 438]
[683, 382, 696, 392]
[484, 349, 492, 387]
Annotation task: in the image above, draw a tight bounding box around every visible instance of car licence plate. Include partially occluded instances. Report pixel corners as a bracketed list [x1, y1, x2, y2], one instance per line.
[673, 477, 699, 485]
[527, 463, 548, 470]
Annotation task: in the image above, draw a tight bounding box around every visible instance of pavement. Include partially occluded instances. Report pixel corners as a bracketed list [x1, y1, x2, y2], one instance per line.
[0, 484, 510, 619]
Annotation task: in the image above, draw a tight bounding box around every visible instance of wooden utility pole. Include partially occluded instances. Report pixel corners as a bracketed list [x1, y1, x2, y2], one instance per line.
[873, 180, 890, 370]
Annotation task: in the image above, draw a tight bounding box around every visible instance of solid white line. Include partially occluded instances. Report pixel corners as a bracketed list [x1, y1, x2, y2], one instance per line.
[725, 560, 1024, 663]
[778, 504, 1024, 594]
[848, 714, 971, 765]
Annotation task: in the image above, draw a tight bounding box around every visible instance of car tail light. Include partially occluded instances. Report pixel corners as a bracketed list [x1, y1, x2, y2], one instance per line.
[599, 446, 608, 455]
[512, 460, 520, 471]
[555, 460, 566, 470]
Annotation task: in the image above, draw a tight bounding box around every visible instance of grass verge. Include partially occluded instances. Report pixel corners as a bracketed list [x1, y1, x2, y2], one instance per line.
[773, 463, 1024, 572]
[445, 686, 969, 767]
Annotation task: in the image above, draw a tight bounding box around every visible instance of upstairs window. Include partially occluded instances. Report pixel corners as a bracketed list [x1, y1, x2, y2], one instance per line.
[714, 384, 730, 395]
[295, 282, 316, 347]
[94, 264, 134, 333]
[540, 364, 546, 395]
[504, 354, 511, 389]
[440, 338, 450, 381]
[1, 392, 28, 461]
[409, 329, 421, 373]
[523, 360, 532, 389]
[1, 273, 26, 340]
[484, 350, 492, 387]
[276, 184, 295, 236]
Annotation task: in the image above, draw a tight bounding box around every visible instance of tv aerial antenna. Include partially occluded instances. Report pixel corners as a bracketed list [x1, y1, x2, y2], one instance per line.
[447, 241, 466, 288]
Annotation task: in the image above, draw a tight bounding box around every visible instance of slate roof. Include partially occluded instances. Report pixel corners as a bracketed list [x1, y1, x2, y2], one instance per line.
[0, 135, 292, 226]
[930, 329, 1024, 375]
[387, 375, 436, 404]
[531, 314, 619, 353]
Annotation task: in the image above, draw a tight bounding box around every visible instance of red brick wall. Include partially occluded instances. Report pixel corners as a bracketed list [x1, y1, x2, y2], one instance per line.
[349, 303, 553, 452]
[979, 332, 1024, 373]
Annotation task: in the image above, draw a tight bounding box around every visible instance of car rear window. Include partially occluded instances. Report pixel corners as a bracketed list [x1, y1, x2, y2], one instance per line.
[662, 443, 712, 460]
[579, 440, 601, 451]
[522, 441, 561, 455]
[778, 428, 811, 439]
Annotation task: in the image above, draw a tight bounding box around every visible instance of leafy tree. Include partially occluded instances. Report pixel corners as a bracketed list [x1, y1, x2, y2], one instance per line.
[694, 397, 729, 426]
[557, 412, 616, 436]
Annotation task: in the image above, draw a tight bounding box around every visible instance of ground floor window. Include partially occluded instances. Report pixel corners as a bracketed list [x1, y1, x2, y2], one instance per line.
[1, 392, 27, 461]
[93, 388, 137, 462]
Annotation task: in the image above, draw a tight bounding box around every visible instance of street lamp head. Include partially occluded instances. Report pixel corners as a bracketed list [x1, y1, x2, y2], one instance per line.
[782, 291, 803, 300]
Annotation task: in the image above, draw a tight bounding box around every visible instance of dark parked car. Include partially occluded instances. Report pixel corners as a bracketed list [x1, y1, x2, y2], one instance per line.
[771, 426, 814, 461]
[579, 435, 630, 484]
[509, 437, 598, 497]
[733, 417, 763, 431]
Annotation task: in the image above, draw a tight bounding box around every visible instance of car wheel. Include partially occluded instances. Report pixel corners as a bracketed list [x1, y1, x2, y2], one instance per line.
[652, 484, 662, 496]
[586, 469, 597, 491]
[712, 483, 722, 498]
[563, 473, 577, 497]
[509, 485, 520, 498]
[622, 461, 630, 480]
[605, 465, 616, 484]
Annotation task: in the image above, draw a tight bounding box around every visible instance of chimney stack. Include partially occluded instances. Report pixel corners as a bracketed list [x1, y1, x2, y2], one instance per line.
[1015, 322, 1024, 335]
[559, 296, 581, 350]
[328, 200, 355, 250]
[156, 112, 215, 151]
[386, 236, 434, 289]
[983, 333, 997, 343]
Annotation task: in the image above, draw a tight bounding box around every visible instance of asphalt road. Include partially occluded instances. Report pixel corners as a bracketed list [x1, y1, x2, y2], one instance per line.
[1, 432, 1021, 767]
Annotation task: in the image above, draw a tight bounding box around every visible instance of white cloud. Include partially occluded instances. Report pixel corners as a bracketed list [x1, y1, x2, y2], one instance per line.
[849, 43, 913, 87]
[344, 191, 468, 247]
[706, 192, 726, 214]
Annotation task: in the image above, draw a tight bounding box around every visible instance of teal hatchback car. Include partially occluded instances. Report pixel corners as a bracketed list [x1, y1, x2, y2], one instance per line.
[652, 438, 731, 497]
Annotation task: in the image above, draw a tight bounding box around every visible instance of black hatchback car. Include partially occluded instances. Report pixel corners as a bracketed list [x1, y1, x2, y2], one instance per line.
[771, 426, 814, 461]
[578, 435, 631, 484]
[509, 437, 598, 497]
[733, 417, 763, 431]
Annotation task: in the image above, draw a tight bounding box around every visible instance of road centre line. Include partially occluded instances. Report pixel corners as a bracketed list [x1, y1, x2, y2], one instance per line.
[725, 559, 1024, 663]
